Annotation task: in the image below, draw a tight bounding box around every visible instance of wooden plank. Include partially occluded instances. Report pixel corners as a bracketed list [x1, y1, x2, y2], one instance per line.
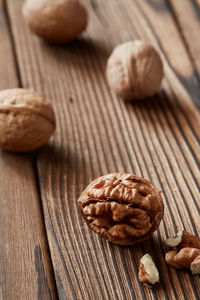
[0, 0, 18, 89]
[167, 0, 200, 79]
[0, 1, 57, 299]
[6, 0, 200, 299]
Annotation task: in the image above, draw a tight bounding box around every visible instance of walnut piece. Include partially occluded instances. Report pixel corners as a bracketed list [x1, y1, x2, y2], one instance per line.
[191, 255, 200, 275]
[0, 88, 55, 152]
[106, 40, 163, 100]
[164, 231, 200, 250]
[23, 0, 88, 43]
[165, 247, 200, 274]
[78, 173, 164, 245]
[138, 254, 159, 288]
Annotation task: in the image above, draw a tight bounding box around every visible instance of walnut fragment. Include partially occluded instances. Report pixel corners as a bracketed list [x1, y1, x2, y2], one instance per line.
[78, 173, 164, 245]
[191, 255, 200, 275]
[138, 254, 159, 288]
[164, 231, 200, 250]
[165, 247, 200, 274]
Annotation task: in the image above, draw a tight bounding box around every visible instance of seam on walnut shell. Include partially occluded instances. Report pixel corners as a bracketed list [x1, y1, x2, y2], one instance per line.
[0, 105, 55, 125]
[82, 198, 162, 214]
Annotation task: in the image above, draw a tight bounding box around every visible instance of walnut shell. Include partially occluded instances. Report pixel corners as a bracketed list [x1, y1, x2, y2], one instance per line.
[23, 0, 88, 43]
[106, 40, 164, 100]
[0, 88, 55, 152]
[78, 173, 164, 245]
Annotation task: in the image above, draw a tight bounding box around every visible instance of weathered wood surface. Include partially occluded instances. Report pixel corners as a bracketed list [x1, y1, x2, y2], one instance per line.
[0, 1, 57, 299]
[2, 0, 200, 299]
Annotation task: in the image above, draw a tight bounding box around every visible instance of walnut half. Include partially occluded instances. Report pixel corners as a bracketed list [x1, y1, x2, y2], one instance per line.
[78, 173, 164, 245]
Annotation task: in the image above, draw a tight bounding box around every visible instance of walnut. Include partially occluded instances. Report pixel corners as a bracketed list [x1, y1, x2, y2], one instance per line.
[165, 247, 200, 274]
[138, 254, 159, 288]
[23, 0, 88, 43]
[165, 232, 200, 275]
[0, 88, 55, 152]
[164, 231, 200, 250]
[78, 173, 164, 245]
[191, 255, 200, 275]
[106, 40, 164, 100]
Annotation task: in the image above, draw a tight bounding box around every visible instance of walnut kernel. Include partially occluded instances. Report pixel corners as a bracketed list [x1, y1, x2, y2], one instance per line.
[191, 255, 200, 275]
[138, 254, 159, 288]
[165, 247, 200, 274]
[78, 173, 164, 245]
[164, 231, 200, 250]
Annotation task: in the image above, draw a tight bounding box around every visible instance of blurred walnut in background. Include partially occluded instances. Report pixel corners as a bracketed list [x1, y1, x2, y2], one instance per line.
[106, 40, 164, 100]
[23, 0, 88, 43]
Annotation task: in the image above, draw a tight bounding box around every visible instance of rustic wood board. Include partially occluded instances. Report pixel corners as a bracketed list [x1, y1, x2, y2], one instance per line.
[0, 1, 57, 299]
[4, 0, 200, 299]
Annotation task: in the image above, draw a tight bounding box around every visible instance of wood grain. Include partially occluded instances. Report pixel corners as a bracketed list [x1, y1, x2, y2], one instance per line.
[0, 1, 57, 299]
[5, 0, 200, 299]
[167, 0, 200, 79]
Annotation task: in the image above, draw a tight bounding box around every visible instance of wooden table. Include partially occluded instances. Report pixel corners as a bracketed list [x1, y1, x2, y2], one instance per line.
[0, 0, 199, 299]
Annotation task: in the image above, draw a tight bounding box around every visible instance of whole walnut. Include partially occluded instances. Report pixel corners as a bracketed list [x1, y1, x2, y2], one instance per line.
[23, 0, 88, 43]
[106, 41, 164, 100]
[78, 173, 164, 245]
[0, 88, 55, 152]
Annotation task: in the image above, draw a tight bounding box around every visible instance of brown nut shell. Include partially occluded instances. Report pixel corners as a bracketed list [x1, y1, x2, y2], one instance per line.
[0, 88, 55, 152]
[78, 173, 164, 245]
[106, 40, 163, 100]
[23, 0, 88, 43]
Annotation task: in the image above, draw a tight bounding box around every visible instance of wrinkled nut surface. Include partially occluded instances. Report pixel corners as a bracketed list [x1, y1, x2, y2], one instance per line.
[165, 247, 200, 274]
[23, 0, 88, 43]
[0, 88, 55, 152]
[138, 254, 159, 288]
[78, 173, 164, 245]
[106, 40, 163, 100]
[164, 231, 200, 250]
